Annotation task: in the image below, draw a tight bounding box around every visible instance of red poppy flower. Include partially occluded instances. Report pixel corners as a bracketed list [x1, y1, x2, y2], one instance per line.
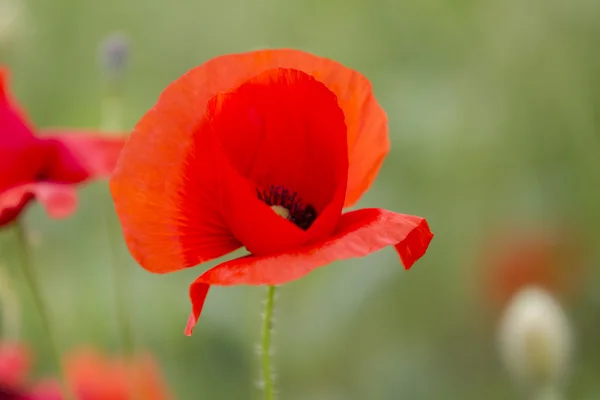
[110, 49, 434, 335]
[0, 67, 126, 226]
[23, 348, 172, 400]
[0, 341, 52, 400]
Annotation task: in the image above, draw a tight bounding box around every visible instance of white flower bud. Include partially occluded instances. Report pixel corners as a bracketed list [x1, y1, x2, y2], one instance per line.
[497, 285, 573, 392]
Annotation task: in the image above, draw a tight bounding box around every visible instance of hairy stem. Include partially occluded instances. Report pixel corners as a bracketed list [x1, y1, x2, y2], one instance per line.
[260, 285, 277, 400]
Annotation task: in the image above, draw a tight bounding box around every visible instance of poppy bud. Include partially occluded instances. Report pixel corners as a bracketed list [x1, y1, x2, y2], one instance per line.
[98, 32, 130, 83]
[497, 286, 573, 394]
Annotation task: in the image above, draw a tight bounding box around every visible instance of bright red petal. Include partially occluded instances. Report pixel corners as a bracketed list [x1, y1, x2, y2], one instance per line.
[0, 68, 35, 141]
[110, 94, 242, 274]
[212, 68, 348, 211]
[185, 208, 433, 334]
[184, 50, 387, 208]
[0, 68, 49, 192]
[40, 131, 126, 184]
[184, 283, 210, 336]
[0, 182, 77, 226]
[210, 68, 349, 255]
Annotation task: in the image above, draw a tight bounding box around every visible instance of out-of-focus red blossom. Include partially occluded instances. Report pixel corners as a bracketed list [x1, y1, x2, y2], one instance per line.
[483, 226, 585, 309]
[9, 348, 172, 400]
[0, 342, 30, 388]
[63, 348, 172, 400]
[0, 67, 126, 227]
[0, 342, 57, 400]
[0, 342, 30, 397]
[109, 48, 434, 335]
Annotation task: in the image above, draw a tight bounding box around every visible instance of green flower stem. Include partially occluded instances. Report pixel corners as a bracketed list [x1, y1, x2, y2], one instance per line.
[105, 212, 134, 356]
[100, 84, 135, 357]
[13, 221, 74, 400]
[531, 386, 563, 400]
[0, 266, 19, 339]
[260, 285, 277, 400]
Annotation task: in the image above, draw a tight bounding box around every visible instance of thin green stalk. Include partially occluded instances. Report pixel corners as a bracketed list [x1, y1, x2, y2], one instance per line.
[531, 386, 563, 400]
[105, 212, 134, 355]
[101, 99, 135, 357]
[260, 285, 277, 400]
[99, 39, 137, 397]
[13, 221, 74, 400]
[0, 265, 20, 339]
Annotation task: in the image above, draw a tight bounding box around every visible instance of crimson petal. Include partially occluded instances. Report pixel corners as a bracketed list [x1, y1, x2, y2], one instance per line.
[0, 182, 77, 226]
[40, 131, 126, 184]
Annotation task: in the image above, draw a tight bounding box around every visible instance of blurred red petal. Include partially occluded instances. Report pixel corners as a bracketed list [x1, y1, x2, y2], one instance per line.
[40, 131, 126, 183]
[0, 183, 76, 226]
[28, 380, 63, 400]
[483, 227, 586, 309]
[62, 347, 173, 400]
[0, 68, 36, 142]
[129, 353, 173, 400]
[0, 68, 49, 193]
[0, 342, 30, 387]
[185, 208, 433, 334]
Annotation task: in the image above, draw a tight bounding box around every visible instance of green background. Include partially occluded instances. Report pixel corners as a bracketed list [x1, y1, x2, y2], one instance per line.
[1, 0, 599, 398]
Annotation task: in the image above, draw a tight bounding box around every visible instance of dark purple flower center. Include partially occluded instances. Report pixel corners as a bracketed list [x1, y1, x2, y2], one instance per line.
[256, 185, 317, 230]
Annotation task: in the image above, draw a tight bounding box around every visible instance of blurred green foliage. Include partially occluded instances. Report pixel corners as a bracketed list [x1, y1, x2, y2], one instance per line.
[1, 0, 599, 398]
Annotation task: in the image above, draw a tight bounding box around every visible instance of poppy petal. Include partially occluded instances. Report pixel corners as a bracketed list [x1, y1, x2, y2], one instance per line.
[0, 68, 48, 192]
[211, 68, 348, 212]
[143, 49, 385, 206]
[40, 131, 126, 183]
[0, 342, 30, 387]
[0, 68, 36, 142]
[185, 283, 209, 336]
[0, 182, 77, 226]
[29, 380, 64, 400]
[185, 208, 433, 334]
[210, 68, 349, 255]
[200, 50, 387, 208]
[110, 95, 242, 274]
[130, 353, 174, 400]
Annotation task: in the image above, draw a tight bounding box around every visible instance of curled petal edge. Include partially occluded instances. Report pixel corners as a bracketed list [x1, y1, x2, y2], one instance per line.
[185, 208, 433, 335]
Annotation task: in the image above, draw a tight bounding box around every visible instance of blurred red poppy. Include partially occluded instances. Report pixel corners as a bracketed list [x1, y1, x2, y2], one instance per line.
[0, 67, 126, 226]
[0, 341, 56, 400]
[482, 226, 585, 309]
[110, 49, 434, 335]
[20, 348, 172, 400]
[0, 342, 30, 391]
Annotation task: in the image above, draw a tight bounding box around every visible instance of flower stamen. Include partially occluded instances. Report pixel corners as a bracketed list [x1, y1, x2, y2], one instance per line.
[257, 185, 317, 230]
